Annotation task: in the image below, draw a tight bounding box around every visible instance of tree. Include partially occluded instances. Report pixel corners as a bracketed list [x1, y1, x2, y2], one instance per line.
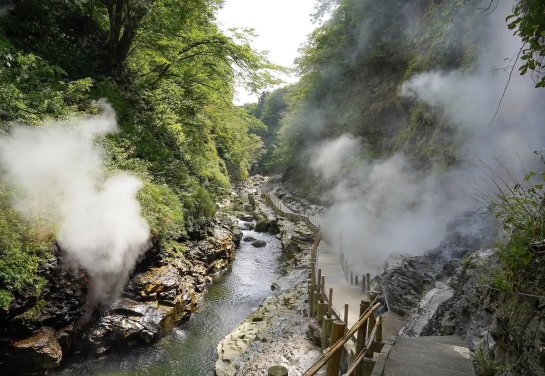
[507, 0, 545, 88]
[105, 0, 154, 77]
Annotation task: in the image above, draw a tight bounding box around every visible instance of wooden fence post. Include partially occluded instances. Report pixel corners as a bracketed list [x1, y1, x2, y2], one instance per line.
[321, 316, 333, 350]
[321, 275, 326, 300]
[328, 288, 333, 318]
[317, 302, 328, 325]
[268, 365, 288, 376]
[312, 291, 320, 318]
[326, 320, 346, 376]
[309, 282, 316, 317]
[356, 299, 370, 376]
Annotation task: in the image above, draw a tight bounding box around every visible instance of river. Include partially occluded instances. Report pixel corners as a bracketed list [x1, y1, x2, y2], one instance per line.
[55, 222, 282, 376]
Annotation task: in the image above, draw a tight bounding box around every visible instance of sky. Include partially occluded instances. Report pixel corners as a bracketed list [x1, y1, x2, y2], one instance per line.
[216, 0, 317, 104]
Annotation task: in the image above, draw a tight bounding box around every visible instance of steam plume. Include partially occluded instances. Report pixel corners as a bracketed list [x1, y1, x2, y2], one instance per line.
[0, 101, 150, 311]
[310, 3, 545, 273]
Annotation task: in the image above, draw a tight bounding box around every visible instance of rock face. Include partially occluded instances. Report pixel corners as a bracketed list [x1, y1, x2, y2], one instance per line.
[401, 281, 454, 336]
[376, 211, 496, 317]
[375, 211, 545, 376]
[376, 255, 436, 316]
[81, 213, 238, 355]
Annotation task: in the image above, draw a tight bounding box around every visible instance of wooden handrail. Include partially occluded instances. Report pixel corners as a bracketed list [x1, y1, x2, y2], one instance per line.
[303, 302, 381, 376]
[345, 317, 383, 376]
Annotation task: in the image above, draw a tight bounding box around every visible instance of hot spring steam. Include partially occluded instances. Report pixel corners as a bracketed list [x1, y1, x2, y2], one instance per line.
[0, 101, 150, 320]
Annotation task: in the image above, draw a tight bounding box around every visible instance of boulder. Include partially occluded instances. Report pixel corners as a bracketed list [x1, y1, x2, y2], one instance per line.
[253, 201, 280, 234]
[129, 264, 184, 300]
[280, 221, 315, 253]
[251, 240, 266, 248]
[243, 236, 256, 242]
[243, 222, 255, 230]
[237, 213, 254, 222]
[86, 298, 192, 354]
[9, 327, 62, 371]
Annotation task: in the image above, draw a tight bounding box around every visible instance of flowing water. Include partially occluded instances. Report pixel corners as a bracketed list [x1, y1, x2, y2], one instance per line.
[56, 223, 282, 376]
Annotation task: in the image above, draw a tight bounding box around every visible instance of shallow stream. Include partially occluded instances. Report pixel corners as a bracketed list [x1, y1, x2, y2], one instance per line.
[56, 223, 282, 376]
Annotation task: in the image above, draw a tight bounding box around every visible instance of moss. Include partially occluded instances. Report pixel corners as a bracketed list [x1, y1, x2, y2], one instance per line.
[17, 298, 46, 321]
[161, 240, 189, 261]
[0, 289, 14, 310]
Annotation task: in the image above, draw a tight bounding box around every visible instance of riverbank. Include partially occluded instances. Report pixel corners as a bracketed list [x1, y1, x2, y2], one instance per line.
[215, 187, 322, 375]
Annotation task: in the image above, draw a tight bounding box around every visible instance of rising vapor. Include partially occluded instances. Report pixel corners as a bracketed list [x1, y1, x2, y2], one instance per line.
[310, 2, 545, 273]
[0, 101, 150, 313]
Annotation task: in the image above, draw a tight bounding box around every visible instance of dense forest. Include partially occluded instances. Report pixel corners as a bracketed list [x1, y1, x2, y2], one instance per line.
[0, 0, 278, 310]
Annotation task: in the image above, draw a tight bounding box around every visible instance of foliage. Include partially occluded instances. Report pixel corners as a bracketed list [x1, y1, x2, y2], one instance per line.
[137, 182, 186, 240]
[0, 0, 277, 309]
[244, 87, 291, 173]
[489, 152, 545, 289]
[0, 185, 52, 310]
[0, 36, 94, 125]
[270, 0, 480, 177]
[473, 345, 505, 376]
[507, 0, 545, 88]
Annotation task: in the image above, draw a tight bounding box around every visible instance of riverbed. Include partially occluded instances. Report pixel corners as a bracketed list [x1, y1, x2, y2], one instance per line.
[55, 223, 282, 376]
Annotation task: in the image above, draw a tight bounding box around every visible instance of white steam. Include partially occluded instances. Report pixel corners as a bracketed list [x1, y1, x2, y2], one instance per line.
[311, 3, 545, 273]
[311, 136, 472, 272]
[0, 102, 150, 306]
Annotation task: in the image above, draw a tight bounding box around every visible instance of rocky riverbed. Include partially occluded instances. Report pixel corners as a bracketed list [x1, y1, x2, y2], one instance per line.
[0, 178, 277, 375]
[215, 189, 323, 376]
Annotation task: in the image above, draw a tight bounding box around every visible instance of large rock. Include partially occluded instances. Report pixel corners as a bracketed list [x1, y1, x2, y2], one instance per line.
[375, 255, 436, 316]
[251, 240, 266, 248]
[237, 213, 254, 222]
[129, 264, 185, 300]
[9, 327, 62, 372]
[87, 296, 194, 354]
[280, 221, 315, 253]
[215, 274, 320, 376]
[254, 201, 280, 234]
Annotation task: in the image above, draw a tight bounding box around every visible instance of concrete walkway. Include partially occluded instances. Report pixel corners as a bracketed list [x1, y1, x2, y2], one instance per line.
[382, 336, 475, 376]
[316, 241, 405, 338]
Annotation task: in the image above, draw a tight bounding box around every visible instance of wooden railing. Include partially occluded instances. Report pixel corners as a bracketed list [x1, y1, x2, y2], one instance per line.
[303, 301, 383, 376]
[260, 191, 321, 230]
[259, 188, 385, 376]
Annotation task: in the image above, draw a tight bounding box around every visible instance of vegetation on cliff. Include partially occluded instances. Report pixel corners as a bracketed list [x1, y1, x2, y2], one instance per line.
[0, 0, 273, 310]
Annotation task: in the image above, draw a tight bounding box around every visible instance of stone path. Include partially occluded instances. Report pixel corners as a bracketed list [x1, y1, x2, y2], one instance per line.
[382, 335, 475, 376]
